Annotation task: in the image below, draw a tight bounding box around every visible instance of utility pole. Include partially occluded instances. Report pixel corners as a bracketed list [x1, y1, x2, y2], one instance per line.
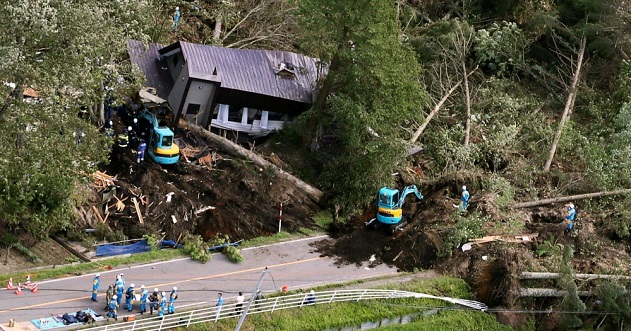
[234, 267, 268, 331]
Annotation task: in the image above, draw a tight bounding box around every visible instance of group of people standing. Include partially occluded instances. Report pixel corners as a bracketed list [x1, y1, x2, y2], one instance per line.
[91, 273, 178, 321]
[106, 114, 148, 164]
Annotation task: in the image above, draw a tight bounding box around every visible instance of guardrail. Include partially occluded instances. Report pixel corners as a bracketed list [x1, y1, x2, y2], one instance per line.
[78, 289, 487, 331]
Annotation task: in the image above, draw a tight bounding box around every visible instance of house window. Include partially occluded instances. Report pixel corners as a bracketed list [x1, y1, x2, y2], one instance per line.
[186, 103, 201, 115]
[228, 105, 243, 122]
[267, 111, 285, 121]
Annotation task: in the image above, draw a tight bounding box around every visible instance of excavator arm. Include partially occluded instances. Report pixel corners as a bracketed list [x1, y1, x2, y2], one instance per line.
[396, 185, 423, 208]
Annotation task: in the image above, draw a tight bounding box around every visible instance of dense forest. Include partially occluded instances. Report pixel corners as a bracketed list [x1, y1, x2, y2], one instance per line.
[2, 0, 631, 329]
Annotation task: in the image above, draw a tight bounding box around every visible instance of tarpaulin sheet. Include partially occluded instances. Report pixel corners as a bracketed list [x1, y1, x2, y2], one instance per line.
[159, 240, 183, 249]
[95, 240, 151, 257]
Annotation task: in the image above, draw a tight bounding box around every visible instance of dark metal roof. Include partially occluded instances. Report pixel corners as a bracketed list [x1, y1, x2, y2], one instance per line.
[126, 40, 173, 101]
[177, 42, 319, 104]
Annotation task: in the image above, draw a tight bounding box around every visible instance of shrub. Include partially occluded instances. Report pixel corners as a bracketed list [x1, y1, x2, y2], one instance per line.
[182, 234, 211, 263]
[222, 245, 245, 263]
[441, 213, 487, 257]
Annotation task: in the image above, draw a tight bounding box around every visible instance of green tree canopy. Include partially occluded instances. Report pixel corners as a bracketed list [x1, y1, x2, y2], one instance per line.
[297, 0, 427, 213]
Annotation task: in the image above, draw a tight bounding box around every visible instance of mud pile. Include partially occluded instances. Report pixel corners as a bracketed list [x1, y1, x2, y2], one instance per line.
[96, 128, 319, 242]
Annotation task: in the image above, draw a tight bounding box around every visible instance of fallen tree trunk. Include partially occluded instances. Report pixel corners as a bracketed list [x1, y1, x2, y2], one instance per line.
[519, 272, 631, 280]
[511, 189, 631, 209]
[179, 121, 324, 205]
[519, 288, 591, 298]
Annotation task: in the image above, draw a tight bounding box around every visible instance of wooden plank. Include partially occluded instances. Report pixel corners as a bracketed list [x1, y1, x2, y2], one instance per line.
[92, 205, 105, 224]
[132, 197, 144, 225]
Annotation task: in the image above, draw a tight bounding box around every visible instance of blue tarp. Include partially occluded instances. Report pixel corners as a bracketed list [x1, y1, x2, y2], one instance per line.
[208, 240, 242, 252]
[159, 240, 183, 249]
[95, 239, 151, 257]
[31, 309, 103, 330]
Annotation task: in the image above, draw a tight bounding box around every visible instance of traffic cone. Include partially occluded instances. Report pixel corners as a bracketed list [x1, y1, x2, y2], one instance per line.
[15, 283, 22, 295]
[30, 282, 38, 293]
[7, 278, 14, 290]
[24, 275, 31, 287]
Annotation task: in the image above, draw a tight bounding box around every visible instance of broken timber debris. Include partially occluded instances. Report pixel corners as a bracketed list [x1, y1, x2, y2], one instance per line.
[194, 206, 216, 215]
[179, 120, 324, 204]
[461, 233, 538, 251]
[132, 197, 144, 224]
[91, 171, 116, 189]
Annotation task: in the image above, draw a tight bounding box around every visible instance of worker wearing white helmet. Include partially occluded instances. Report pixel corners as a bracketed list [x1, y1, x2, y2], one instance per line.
[158, 292, 168, 316]
[125, 284, 136, 312]
[454, 185, 470, 212]
[91, 273, 101, 302]
[168, 286, 179, 314]
[115, 276, 124, 306]
[565, 203, 577, 232]
[139, 285, 149, 314]
[107, 295, 119, 321]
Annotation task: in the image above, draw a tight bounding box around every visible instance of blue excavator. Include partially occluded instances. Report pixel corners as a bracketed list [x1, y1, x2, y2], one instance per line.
[136, 110, 180, 165]
[366, 185, 424, 234]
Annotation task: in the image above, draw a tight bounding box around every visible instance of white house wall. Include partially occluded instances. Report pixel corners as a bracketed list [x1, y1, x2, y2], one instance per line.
[210, 104, 289, 137]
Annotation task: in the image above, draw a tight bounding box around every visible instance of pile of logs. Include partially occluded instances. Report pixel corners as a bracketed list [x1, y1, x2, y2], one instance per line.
[90, 171, 115, 188]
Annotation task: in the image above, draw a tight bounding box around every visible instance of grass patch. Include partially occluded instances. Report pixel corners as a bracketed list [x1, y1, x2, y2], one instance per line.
[0, 248, 184, 284]
[312, 210, 335, 229]
[378, 310, 513, 331]
[172, 276, 508, 331]
[240, 232, 295, 248]
[380, 276, 473, 299]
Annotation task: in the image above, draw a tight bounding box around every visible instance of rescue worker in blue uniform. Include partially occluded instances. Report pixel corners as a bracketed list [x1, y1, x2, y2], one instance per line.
[565, 203, 576, 231]
[115, 276, 124, 306]
[125, 284, 136, 312]
[168, 287, 178, 314]
[139, 285, 149, 314]
[158, 292, 167, 317]
[137, 139, 147, 163]
[457, 186, 470, 212]
[107, 295, 119, 321]
[91, 273, 100, 302]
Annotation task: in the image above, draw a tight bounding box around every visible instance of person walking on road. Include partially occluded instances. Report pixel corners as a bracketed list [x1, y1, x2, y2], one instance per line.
[215, 293, 223, 321]
[139, 285, 149, 315]
[168, 287, 178, 314]
[149, 288, 160, 315]
[91, 273, 100, 302]
[235, 292, 244, 315]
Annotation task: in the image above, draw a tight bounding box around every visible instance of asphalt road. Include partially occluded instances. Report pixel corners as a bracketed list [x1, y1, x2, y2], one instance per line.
[0, 236, 396, 323]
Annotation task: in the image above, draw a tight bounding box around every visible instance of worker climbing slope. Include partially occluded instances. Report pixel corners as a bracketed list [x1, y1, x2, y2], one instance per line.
[454, 186, 470, 212]
[564, 203, 576, 232]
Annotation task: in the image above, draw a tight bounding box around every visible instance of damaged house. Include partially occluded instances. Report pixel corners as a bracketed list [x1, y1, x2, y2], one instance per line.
[127, 40, 320, 137]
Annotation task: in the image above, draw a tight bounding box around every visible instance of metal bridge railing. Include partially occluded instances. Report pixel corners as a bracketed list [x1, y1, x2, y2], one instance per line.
[76, 289, 487, 331]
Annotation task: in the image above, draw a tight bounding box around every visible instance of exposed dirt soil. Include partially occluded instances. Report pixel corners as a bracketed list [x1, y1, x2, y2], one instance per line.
[0, 239, 74, 274]
[89, 127, 319, 244]
[312, 173, 631, 330]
